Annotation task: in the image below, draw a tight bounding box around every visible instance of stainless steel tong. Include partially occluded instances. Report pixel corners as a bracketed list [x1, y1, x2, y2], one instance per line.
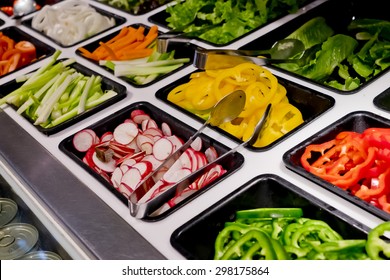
[193, 46, 320, 70]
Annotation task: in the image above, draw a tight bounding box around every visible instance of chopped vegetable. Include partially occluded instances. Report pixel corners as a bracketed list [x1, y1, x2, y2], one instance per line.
[31, 1, 115, 46]
[79, 25, 190, 85]
[97, 0, 173, 15]
[0, 32, 37, 76]
[167, 62, 303, 147]
[165, 0, 311, 45]
[214, 208, 390, 260]
[0, 50, 119, 128]
[275, 16, 390, 91]
[300, 128, 390, 213]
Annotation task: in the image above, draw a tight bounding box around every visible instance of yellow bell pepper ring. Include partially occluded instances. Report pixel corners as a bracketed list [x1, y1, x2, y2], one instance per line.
[255, 102, 303, 147]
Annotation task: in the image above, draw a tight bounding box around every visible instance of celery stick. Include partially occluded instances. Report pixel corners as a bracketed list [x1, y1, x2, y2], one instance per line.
[115, 63, 184, 76]
[77, 75, 95, 114]
[49, 90, 117, 127]
[34, 73, 75, 125]
[16, 73, 61, 115]
[34, 71, 69, 117]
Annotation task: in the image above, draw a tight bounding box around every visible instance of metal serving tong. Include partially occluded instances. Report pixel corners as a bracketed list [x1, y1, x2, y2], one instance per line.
[193, 44, 321, 70]
[128, 102, 272, 219]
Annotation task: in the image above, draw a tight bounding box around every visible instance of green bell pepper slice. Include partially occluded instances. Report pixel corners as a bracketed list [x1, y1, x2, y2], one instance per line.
[366, 221, 390, 260]
[236, 208, 303, 219]
[222, 229, 276, 260]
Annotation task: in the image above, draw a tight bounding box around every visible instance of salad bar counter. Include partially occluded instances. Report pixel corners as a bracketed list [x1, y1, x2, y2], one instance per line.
[0, 0, 389, 260]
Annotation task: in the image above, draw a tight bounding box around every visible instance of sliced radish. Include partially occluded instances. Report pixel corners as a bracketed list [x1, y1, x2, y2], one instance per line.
[146, 119, 158, 129]
[141, 119, 150, 131]
[190, 136, 202, 151]
[111, 167, 123, 189]
[163, 167, 192, 183]
[73, 130, 96, 152]
[118, 183, 133, 198]
[100, 131, 113, 143]
[132, 112, 151, 124]
[161, 122, 172, 136]
[152, 137, 174, 161]
[166, 135, 184, 151]
[123, 118, 136, 124]
[84, 147, 96, 168]
[179, 149, 193, 170]
[205, 146, 218, 162]
[121, 167, 142, 191]
[132, 161, 153, 178]
[142, 154, 163, 170]
[113, 122, 139, 145]
[120, 164, 131, 173]
[184, 148, 199, 171]
[143, 127, 163, 138]
[120, 158, 137, 167]
[92, 151, 116, 173]
[136, 133, 154, 149]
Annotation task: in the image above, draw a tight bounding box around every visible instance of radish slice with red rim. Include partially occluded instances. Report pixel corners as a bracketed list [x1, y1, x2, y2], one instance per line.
[121, 167, 142, 191]
[152, 137, 174, 161]
[190, 136, 202, 151]
[92, 151, 116, 173]
[73, 130, 96, 152]
[161, 122, 172, 136]
[113, 122, 139, 145]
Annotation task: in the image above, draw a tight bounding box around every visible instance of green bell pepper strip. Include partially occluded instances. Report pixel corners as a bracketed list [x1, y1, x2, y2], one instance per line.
[366, 221, 390, 260]
[221, 230, 276, 260]
[214, 224, 253, 259]
[310, 239, 366, 253]
[291, 224, 342, 248]
[236, 208, 303, 219]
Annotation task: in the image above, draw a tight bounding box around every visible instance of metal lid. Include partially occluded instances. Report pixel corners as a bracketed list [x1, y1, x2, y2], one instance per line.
[0, 198, 18, 227]
[18, 250, 62, 260]
[0, 223, 39, 260]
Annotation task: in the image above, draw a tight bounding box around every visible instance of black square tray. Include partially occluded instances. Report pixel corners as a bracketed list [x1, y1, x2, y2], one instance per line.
[171, 174, 369, 260]
[148, 0, 315, 47]
[59, 101, 245, 221]
[155, 72, 335, 151]
[21, 2, 126, 48]
[240, 0, 390, 94]
[0, 26, 55, 79]
[283, 111, 390, 221]
[76, 24, 195, 88]
[0, 59, 127, 135]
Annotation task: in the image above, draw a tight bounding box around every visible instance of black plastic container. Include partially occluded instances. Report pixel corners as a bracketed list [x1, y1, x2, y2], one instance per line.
[240, 0, 390, 94]
[373, 87, 390, 112]
[0, 59, 127, 135]
[21, 3, 126, 48]
[171, 174, 369, 260]
[59, 101, 245, 221]
[76, 24, 195, 88]
[283, 111, 390, 221]
[148, 0, 314, 47]
[93, 0, 174, 16]
[156, 72, 335, 151]
[0, 26, 55, 79]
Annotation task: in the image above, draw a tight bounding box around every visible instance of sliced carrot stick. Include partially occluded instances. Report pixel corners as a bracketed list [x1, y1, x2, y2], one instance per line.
[99, 42, 119, 60]
[118, 48, 153, 60]
[135, 32, 158, 50]
[78, 47, 99, 60]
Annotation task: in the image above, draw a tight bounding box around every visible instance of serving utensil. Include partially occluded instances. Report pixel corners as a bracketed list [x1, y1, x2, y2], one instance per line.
[129, 102, 272, 219]
[128, 90, 248, 218]
[194, 43, 321, 70]
[12, 0, 37, 19]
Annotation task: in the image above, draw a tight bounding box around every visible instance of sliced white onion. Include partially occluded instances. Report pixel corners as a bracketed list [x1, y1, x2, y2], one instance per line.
[31, 0, 115, 46]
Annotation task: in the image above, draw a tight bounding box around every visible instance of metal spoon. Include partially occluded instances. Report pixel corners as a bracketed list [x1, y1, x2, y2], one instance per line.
[128, 90, 247, 218]
[129, 103, 272, 219]
[12, 0, 37, 19]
